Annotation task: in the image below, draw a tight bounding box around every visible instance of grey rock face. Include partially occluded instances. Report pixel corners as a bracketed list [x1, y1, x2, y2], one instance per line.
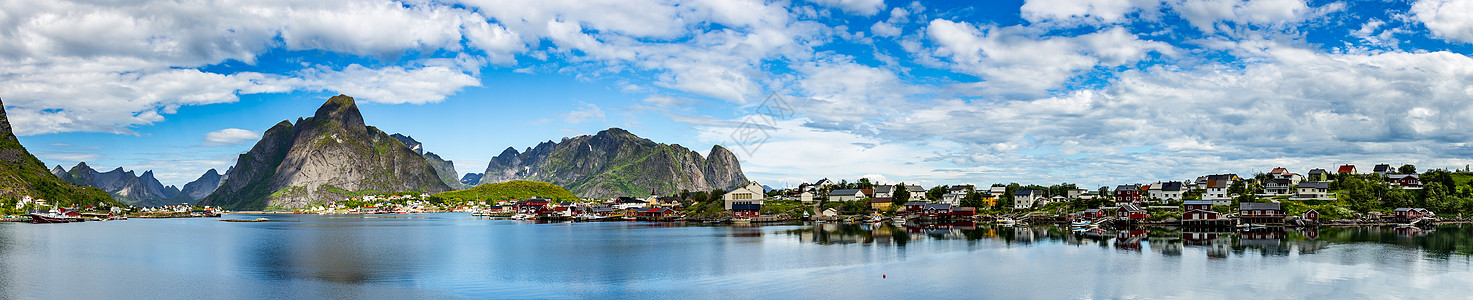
[56, 163, 179, 207]
[479, 128, 748, 199]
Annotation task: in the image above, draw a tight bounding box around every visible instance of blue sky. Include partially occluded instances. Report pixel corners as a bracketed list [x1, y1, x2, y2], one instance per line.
[4, 0, 1473, 190]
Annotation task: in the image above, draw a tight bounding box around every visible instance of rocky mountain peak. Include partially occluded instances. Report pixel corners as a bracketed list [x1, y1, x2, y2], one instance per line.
[390, 133, 424, 155]
[0, 98, 14, 143]
[313, 94, 366, 132]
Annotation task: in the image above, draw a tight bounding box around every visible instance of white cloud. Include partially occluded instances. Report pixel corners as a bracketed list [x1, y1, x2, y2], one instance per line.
[805, 0, 887, 16]
[1168, 0, 1312, 33]
[202, 128, 261, 147]
[563, 102, 606, 124]
[1412, 0, 1473, 44]
[924, 20, 1172, 97]
[295, 64, 481, 105]
[1021, 0, 1160, 24]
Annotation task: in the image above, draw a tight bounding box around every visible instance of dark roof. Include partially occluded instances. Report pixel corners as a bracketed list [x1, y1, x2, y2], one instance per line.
[1083, 209, 1101, 213]
[828, 189, 864, 196]
[731, 203, 761, 211]
[618, 199, 648, 204]
[1239, 202, 1281, 211]
[1014, 189, 1042, 196]
[1162, 181, 1185, 191]
[906, 185, 926, 192]
[1207, 174, 1239, 181]
[923, 203, 953, 210]
[874, 186, 895, 193]
[904, 201, 928, 206]
[1308, 168, 1328, 175]
[1182, 200, 1213, 206]
[1115, 184, 1139, 191]
[1374, 164, 1392, 172]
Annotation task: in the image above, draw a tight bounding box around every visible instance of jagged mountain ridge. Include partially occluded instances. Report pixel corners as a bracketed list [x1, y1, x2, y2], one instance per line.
[0, 98, 117, 208]
[169, 168, 227, 204]
[55, 162, 181, 207]
[479, 128, 748, 199]
[199, 95, 452, 210]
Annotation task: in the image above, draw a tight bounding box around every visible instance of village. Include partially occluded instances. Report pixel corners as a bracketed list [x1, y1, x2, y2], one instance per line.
[407, 163, 1468, 233]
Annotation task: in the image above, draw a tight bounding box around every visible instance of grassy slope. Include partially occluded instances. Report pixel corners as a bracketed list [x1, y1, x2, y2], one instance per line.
[432, 180, 582, 204]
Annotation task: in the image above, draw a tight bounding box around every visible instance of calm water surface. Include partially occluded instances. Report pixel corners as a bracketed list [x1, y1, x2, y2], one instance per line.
[1, 214, 1471, 299]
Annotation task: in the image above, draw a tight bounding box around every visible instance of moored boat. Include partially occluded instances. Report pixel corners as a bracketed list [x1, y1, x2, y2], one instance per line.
[28, 210, 71, 223]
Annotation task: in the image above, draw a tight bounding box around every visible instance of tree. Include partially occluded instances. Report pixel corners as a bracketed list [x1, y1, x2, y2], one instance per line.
[927, 185, 948, 201]
[857, 178, 874, 190]
[1398, 164, 1417, 175]
[893, 183, 911, 205]
[961, 191, 984, 208]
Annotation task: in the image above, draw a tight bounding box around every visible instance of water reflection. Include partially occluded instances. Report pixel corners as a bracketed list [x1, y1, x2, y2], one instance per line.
[784, 222, 1473, 260]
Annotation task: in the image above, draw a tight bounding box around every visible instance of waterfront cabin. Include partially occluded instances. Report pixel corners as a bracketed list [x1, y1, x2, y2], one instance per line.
[1393, 208, 1434, 221]
[1117, 203, 1148, 220]
[731, 203, 761, 218]
[869, 198, 893, 211]
[1080, 209, 1105, 218]
[638, 207, 676, 219]
[1238, 202, 1285, 224]
[922, 203, 953, 216]
[1302, 209, 1319, 222]
[1182, 209, 1222, 221]
[904, 202, 928, 212]
[1183, 200, 1213, 212]
[951, 207, 976, 217]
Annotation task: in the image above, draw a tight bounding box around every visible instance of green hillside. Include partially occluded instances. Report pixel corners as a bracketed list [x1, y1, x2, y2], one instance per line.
[432, 180, 582, 204]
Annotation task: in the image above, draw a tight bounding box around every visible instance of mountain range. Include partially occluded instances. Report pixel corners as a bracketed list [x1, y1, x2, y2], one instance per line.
[478, 128, 747, 199]
[0, 98, 118, 208]
[199, 95, 452, 210]
[391, 134, 464, 189]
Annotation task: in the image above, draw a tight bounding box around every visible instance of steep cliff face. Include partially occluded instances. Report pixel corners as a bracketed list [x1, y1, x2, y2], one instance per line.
[200, 95, 451, 210]
[0, 98, 117, 208]
[55, 163, 180, 207]
[423, 152, 462, 189]
[479, 128, 748, 198]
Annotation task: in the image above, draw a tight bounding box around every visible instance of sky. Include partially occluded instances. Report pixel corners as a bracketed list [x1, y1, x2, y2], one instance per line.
[4, 0, 1473, 190]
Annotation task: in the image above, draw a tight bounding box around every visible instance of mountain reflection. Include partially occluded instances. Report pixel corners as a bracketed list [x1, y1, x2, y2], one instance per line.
[784, 223, 1473, 259]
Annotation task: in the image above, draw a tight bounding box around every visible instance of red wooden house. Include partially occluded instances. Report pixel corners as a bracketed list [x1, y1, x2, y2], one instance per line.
[1080, 208, 1105, 218]
[1117, 203, 1148, 220]
[1302, 209, 1319, 222]
[731, 203, 761, 218]
[1183, 200, 1213, 212]
[1182, 209, 1220, 221]
[1393, 208, 1434, 220]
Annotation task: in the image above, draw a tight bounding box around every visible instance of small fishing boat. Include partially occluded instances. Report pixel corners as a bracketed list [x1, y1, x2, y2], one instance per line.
[1071, 219, 1092, 227]
[996, 218, 1016, 226]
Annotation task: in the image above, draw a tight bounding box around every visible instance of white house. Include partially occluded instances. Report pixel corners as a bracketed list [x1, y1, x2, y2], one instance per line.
[826, 189, 867, 202]
[799, 191, 815, 204]
[941, 185, 972, 206]
[724, 181, 765, 210]
[1013, 189, 1044, 209]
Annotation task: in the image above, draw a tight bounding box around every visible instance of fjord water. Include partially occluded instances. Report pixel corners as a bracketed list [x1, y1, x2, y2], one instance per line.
[1, 215, 1470, 299]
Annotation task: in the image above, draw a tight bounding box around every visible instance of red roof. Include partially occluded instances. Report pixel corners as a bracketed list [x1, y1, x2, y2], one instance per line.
[1338, 165, 1356, 173]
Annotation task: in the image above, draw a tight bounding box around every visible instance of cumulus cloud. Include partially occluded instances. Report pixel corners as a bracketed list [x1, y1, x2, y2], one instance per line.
[1412, 0, 1473, 44]
[805, 0, 888, 16]
[1021, 0, 1161, 24]
[924, 20, 1173, 97]
[563, 102, 607, 124]
[202, 128, 262, 147]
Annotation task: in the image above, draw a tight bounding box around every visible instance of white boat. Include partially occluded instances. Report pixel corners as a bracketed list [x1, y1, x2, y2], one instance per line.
[892, 216, 906, 224]
[996, 218, 1016, 226]
[1071, 220, 1091, 227]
